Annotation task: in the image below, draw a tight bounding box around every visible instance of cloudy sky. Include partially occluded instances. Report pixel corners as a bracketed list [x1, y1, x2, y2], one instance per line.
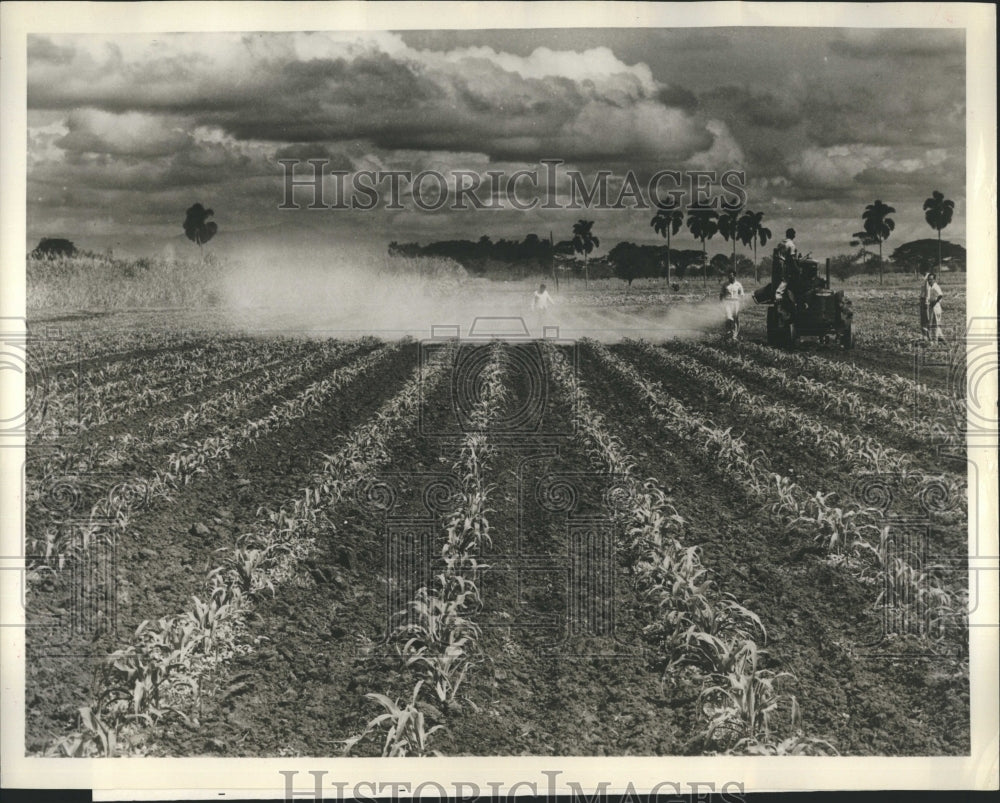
[26, 27, 965, 258]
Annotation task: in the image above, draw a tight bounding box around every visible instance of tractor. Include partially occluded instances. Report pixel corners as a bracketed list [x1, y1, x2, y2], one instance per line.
[752, 247, 854, 349]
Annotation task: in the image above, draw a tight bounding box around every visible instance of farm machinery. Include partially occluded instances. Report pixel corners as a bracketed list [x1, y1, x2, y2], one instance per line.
[752, 248, 854, 349]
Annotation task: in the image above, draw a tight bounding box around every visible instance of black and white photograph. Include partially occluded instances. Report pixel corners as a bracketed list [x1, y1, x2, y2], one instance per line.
[1, 1, 996, 797]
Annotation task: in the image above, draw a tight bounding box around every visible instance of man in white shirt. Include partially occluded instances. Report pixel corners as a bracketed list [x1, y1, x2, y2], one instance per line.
[920, 273, 945, 342]
[719, 271, 745, 341]
[531, 282, 557, 333]
[780, 228, 798, 258]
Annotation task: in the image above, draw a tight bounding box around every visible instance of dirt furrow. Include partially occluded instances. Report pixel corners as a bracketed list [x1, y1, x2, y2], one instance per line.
[613, 342, 967, 554]
[576, 347, 969, 755]
[24, 342, 420, 752]
[145, 350, 456, 756]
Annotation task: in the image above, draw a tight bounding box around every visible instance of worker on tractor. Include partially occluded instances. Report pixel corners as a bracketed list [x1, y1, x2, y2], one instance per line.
[779, 227, 798, 259]
[752, 226, 854, 349]
[773, 228, 799, 321]
[719, 270, 744, 341]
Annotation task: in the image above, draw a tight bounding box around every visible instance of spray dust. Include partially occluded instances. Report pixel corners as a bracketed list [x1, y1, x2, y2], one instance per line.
[213, 242, 733, 343]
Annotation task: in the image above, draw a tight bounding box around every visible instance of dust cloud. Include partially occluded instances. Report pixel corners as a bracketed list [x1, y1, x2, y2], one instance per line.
[214, 244, 735, 343]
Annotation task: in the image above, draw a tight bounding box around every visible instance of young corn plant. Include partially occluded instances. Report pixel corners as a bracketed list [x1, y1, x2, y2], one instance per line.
[738, 724, 840, 755]
[100, 617, 202, 726]
[377, 341, 505, 724]
[341, 681, 443, 757]
[680, 596, 767, 674]
[394, 583, 483, 650]
[789, 491, 882, 554]
[699, 641, 800, 754]
[400, 631, 478, 708]
[43, 343, 457, 758]
[545, 340, 836, 753]
[45, 705, 122, 757]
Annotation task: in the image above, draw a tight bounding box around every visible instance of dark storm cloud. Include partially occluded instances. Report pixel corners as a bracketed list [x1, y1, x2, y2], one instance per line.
[25, 28, 966, 252]
[656, 85, 699, 112]
[699, 85, 801, 130]
[278, 53, 443, 106]
[827, 29, 965, 59]
[32, 137, 270, 192]
[803, 81, 964, 149]
[212, 53, 570, 148]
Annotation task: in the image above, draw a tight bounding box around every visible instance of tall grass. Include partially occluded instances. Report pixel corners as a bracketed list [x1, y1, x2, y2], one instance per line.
[27, 252, 471, 312]
[27, 253, 224, 310]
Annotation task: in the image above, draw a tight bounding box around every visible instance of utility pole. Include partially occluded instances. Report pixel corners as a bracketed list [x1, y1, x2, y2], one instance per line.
[550, 230, 558, 291]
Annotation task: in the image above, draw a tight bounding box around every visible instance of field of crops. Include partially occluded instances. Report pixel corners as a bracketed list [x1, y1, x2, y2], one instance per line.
[23, 291, 970, 757]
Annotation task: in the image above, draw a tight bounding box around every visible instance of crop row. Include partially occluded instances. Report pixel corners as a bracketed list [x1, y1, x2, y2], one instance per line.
[735, 341, 958, 410]
[30, 330, 216, 373]
[543, 342, 835, 755]
[624, 340, 966, 512]
[42, 342, 302, 419]
[345, 341, 509, 757]
[28, 338, 374, 481]
[45, 342, 457, 756]
[26, 342, 402, 573]
[34, 341, 326, 438]
[586, 340, 966, 650]
[671, 340, 954, 448]
[37, 336, 298, 399]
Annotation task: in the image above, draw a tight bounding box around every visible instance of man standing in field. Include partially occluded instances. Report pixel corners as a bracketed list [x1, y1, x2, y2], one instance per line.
[920, 272, 946, 342]
[531, 282, 557, 334]
[720, 270, 745, 341]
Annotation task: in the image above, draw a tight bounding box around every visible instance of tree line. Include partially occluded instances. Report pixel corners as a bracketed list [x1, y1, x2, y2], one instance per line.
[30, 192, 958, 288]
[384, 188, 958, 287]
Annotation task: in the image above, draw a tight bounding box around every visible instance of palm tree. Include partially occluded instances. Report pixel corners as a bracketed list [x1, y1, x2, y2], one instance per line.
[686, 208, 719, 287]
[650, 205, 684, 285]
[923, 190, 955, 272]
[717, 206, 743, 275]
[861, 199, 896, 284]
[571, 219, 600, 287]
[183, 203, 218, 259]
[736, 210, 771, 283]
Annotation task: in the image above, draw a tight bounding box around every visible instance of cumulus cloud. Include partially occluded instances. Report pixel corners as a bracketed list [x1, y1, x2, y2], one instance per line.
[29, 115, 274, 194]
[789, 144, 958, 192]
[24, 29, 966, 254]
[556, 100, 713, 161]
[683, 120, 746, 171]
[429, 43, 658, 97]
[57, 109, 193, 157]
[27, 32, 716, 165]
